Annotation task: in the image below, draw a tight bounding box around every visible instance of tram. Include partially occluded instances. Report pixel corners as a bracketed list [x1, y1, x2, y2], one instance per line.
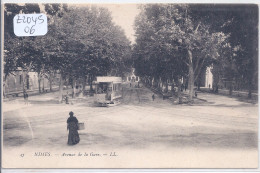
[93, 76, 123, 107]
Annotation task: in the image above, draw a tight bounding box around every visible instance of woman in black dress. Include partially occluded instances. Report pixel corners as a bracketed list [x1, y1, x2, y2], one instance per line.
[67, 111, 80, 145]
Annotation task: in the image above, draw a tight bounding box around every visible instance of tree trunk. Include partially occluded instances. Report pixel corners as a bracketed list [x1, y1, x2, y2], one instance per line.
[58, 73, 64, 103]
[49, 72, 53, 92]
[189, 67, 195, 101]
[42, 78, 45, 92]
[22, 70, 25, 91]
[188, 50, 194, 101]
[49, 80, 52, 92]
[22, 69, 27, 92]
[3, 80, 6, 98]
[66, 79, 69, 89]
[165, 80, 168, 93]
[73, 79, 77, 98]
[3, 75, 7, 98]
[156, 78, 160, 90]
[82, 76, 87, 93]
[229, 83, 233, 96]
[248, 88, 252, 99]
[171, 82, 175, 93]
[38, 73, 41, 93]
[156, 78, 160, 91]
[90, 75, 93, 91]
[176, 78, 182, 104]
[248, 78, 252, 99]
[159, 79, 161, 90]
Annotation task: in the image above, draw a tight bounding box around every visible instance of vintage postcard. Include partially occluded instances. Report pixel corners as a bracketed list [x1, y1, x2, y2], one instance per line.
[1, 1, 259, 169]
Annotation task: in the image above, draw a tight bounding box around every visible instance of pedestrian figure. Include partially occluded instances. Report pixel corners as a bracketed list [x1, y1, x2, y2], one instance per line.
[152, 94, 155, 101]
[209, 84, 211, 88]
[23, 90, 28, 105]
[65, 92, 69, 104]
[65, 96, 69, 104]
[130, 83, 132, 87]
[67, 111, 80, 145]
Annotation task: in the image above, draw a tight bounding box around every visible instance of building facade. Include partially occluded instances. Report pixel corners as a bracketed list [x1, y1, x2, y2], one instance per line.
[4, 69, 59, 96]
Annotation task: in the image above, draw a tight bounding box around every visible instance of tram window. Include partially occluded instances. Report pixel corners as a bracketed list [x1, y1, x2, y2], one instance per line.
[103, 84, 108, 92]
[98, 87, 102, 93]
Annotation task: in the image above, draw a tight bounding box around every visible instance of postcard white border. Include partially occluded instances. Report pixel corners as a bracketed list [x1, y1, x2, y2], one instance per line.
[1, 0, 260, 172]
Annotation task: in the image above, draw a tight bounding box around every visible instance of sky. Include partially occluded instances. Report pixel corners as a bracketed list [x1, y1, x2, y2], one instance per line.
[99, 4, 140, 44]
[16, 3, 140, 43]
[67, 4, 140, 44]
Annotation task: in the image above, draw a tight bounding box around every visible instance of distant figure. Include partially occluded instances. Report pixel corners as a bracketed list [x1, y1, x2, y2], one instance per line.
[195, 91, 197, 97]
[130, 83, 132, 87]
[65, 92, 69, 104]
[65, 96, 69, 104]
[181, 84, 184, 92]
[185, 84, 187, 91]
[23, 90, 28, 105]
[152, 94, 155, 101]
[209, 84, 211, 89]
[67, 111, 80, 145]
[72, 91, 75, 98]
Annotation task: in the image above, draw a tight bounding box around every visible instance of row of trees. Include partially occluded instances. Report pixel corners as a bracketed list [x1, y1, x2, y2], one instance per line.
[133, 4, 258, 101]
[4, 4, 132, 102]
[4, 4, 258, 103]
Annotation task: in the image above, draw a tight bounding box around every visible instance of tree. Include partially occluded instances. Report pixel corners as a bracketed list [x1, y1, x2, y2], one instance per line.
[4, 4, 131, 102]
[4, 4, 42, 95]
[4, 3, 69, 95]
[189, 4, 258, 98]
[134, 4, 228, 102]
[46, 5, 132, 101]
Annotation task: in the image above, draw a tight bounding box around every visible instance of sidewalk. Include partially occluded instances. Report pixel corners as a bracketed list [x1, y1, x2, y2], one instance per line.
[199, 87, 258, 100]
[144, 84, 258, 105]
[3, 86, 60, 102]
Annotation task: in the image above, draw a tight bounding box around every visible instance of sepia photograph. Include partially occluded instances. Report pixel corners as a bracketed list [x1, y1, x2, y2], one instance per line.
[1, 2, 259, 168]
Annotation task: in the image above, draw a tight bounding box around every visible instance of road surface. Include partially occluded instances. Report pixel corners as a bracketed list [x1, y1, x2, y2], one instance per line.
[2, 85, 258, 168]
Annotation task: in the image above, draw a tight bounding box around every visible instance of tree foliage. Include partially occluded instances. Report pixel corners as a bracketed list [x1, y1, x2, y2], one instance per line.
[4, 4, 131, 101]
[190, 4, 258, 97]
[133, 4, 229, 101]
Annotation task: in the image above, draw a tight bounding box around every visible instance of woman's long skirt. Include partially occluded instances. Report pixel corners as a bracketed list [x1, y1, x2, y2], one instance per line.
[68, 122, 80, 145]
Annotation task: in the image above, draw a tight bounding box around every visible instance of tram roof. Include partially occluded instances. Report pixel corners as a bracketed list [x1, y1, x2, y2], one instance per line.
[96, 76, 122, 83]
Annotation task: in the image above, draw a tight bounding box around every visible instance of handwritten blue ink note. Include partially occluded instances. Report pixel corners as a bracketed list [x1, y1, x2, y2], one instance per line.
[13, 14, 48, 36]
